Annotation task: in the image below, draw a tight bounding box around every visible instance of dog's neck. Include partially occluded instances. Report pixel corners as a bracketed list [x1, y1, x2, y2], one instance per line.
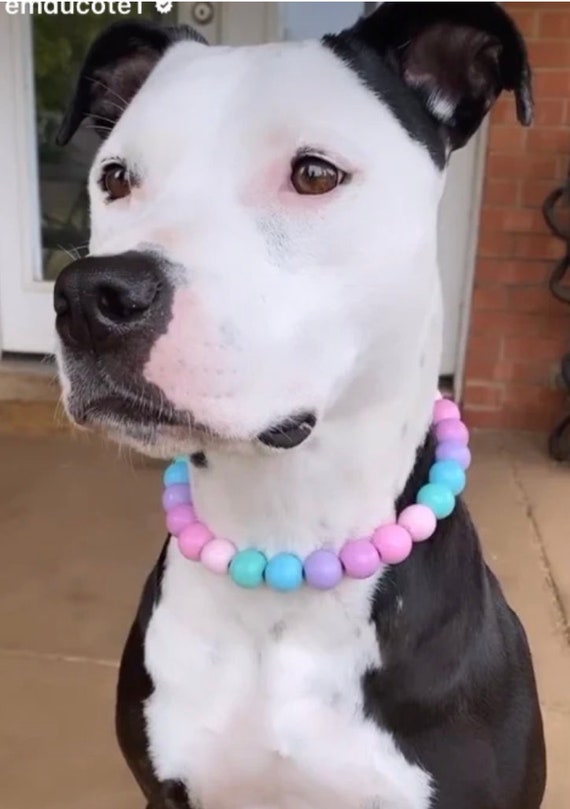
[191, 349, 440, 558]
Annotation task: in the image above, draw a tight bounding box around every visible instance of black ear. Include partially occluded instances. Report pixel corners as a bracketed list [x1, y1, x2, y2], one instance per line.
[56, 20, 207, 146]
[325, 2, 532, 151]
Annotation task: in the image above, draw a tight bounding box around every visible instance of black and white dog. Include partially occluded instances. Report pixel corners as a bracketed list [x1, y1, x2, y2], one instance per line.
[54, 4, 546, 808]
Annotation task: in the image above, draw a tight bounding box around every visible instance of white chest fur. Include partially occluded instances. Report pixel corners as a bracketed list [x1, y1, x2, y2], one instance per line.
[143, 541, 432, 809]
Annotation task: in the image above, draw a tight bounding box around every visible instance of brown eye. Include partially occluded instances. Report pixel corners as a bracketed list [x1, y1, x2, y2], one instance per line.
[101, 163, 131, 200]
[291, 156, 344, 195]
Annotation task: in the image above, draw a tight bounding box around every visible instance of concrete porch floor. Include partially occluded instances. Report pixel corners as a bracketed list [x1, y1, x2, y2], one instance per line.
[0, 430, 568, 808]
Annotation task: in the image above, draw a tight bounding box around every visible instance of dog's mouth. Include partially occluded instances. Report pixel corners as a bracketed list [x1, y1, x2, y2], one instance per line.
[68, 392, 317, 451]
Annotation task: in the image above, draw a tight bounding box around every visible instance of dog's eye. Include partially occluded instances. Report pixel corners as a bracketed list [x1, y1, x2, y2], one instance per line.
[291, 156, 344, 195]
[100, 163, 131, 201]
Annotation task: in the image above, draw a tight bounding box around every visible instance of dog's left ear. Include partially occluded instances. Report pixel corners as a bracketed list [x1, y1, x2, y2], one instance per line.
[326, 2, 532, 150]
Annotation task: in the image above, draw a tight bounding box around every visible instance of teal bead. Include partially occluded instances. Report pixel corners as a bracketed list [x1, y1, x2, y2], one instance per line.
[229, 549, 267, 588]
[416, 482, 455, 519]
[265, 553, 304, 592]
[428, 459, 466, 496]
[163, 461, 190, 487]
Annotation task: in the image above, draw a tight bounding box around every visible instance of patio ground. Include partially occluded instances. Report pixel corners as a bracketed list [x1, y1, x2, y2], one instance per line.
[0, 429, 568, 808]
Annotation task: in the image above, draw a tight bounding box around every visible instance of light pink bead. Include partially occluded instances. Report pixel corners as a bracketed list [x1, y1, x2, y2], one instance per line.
[433, 398, 460, 424]
[397, 504, 437, 542]
[372, 524, 413, 564]
[200, 537, 236, 574]
[166, 503, 196, 536]
[178, 522, 213, 561]
[339, 539, 381, 579]
[435, 390, 443, 400]
[434, 417, 469, 446]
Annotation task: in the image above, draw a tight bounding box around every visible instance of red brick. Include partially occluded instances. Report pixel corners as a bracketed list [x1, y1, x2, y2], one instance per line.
[503, 335, 564, 362]
[533, 70, 570, 98]
[463, 382, 504, 409]
[469, 309, 545, 338]
[483, 178, 520, 206]
[527, 127, 570, 154]
[480, 208, 546, 233]
[528, 39, 570, 67]
[513, 233, 563, 260]
[478, 230, 516, 258]
[494, 358, 554, 385]
[509, 285, 570, 314]
[472, 285, 509, 312]
[534, 98, 566, 127]
[475, 258, 549, 285]
[487, 153, 557, 180]
[521, 179, 560, 207]
[488, 125, 527, 152]
[538, 10, 570, 38]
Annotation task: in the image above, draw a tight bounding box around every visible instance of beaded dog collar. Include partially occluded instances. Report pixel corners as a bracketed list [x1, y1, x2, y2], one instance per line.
[161, 396, 471, 592]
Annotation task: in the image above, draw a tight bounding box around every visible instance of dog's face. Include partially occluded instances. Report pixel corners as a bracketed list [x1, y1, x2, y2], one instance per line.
[54, 4, 531, 458]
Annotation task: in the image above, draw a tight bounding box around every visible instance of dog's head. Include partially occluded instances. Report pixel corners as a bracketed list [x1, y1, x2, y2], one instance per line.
[54, 3, 531, 458]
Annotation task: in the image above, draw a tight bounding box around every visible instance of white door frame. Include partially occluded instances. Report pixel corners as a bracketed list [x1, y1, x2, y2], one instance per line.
[0, 12, 53, 354]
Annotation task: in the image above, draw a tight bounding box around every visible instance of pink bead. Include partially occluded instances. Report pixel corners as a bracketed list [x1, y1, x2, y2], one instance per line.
[397, 504, 437, 542]
[435, 390, 443, 400]
[166, 503, 196, 536]
[434, 418, 469, 446]
[178, 522, 214, 561]
[200, 537, 236, 574]
[433, 398, 460, 424]
[372, 524, 413, 565]
[339, 539, 381, 579]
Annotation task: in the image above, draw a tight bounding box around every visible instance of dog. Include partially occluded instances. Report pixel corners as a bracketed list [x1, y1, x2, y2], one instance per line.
[53, 3, 546, 808]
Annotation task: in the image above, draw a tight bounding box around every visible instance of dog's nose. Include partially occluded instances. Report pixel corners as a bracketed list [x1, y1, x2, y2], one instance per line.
[54, 251, 163, 350]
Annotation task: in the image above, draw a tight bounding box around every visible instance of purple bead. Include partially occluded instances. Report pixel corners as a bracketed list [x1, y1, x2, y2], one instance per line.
[162, 484, 192, 512]
[435, 440, 472, 470]
[166, 503, 196, 536]
[304, 550, 343, 590]
[434, 418, 469, 446]
[339, 539, 381, 579]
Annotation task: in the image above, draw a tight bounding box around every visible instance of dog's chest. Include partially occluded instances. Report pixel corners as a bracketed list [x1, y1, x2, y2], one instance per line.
[143, 543, 431, 809]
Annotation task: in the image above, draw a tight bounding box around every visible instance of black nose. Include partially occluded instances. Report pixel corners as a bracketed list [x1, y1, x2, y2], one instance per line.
[54, 251, 163, 350]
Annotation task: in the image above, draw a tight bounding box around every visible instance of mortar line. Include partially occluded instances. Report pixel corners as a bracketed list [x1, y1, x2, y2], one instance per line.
[0, 647, 119, 669]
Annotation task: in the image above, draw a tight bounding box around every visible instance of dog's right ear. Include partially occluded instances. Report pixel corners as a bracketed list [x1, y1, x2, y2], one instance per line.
[57, 20, 206, 146]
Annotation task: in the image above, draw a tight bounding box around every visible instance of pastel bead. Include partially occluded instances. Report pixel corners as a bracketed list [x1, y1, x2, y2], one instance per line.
[435, 440, 472, 470]
[304, 549, 343, 590]
[178, 522, 213, 561]
[200, 537, 236, 574]
[433, 398, 461, 424]
[434, 418, 469, 446]
[166, 503, 196, 535]
[229, 549, 267, 588]
[416, 482, 455, 519]
[339, 539, 380, 579]
[397, 504, 436, 542]
[372, 524, 413, 564]
[265, 552, 304, 592]
[163, 461, 190, 487]
[162, 483, 192, 511]
[429, 459, 466, 495]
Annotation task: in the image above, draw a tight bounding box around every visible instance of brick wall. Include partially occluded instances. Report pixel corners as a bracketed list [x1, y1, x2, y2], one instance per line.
[463, 2, 570, 430]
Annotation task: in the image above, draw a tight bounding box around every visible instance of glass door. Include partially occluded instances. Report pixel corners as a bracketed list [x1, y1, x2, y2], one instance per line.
[0, 4, 176, 354]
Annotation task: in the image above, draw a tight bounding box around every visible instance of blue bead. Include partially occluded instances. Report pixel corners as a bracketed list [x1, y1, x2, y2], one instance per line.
[428, 459, 466, 496]
[416, 482, 455, 519]
[264, 552, 304, 592]
[229, 549, 267, 588]
[163, 461, 190, 487]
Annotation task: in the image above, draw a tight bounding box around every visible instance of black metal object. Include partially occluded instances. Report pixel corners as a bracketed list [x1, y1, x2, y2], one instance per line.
[542, 167, 570, 461]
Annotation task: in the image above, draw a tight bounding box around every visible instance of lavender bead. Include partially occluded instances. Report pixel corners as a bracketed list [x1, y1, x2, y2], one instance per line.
[435, 440, 472, 470]
[162, 484, 192, 511]
[434, 417, 469, 446]
[304, 550, 343, 590]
